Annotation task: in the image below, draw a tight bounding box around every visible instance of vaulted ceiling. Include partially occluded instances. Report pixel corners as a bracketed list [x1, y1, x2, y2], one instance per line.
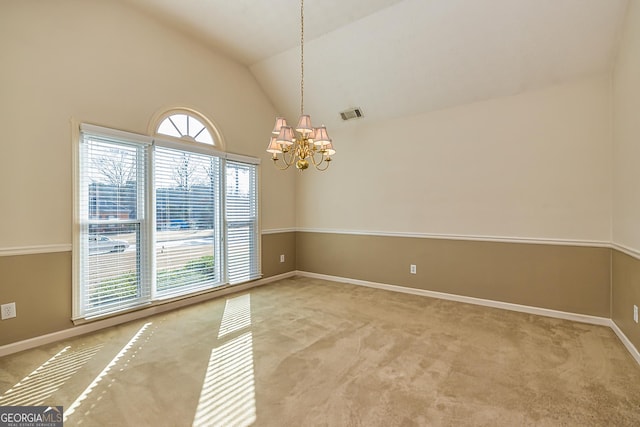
[121, 0, 629, 130]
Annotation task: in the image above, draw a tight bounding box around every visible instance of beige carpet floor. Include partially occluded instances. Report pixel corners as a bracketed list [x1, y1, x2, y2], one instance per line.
[1, 276, 639, 426]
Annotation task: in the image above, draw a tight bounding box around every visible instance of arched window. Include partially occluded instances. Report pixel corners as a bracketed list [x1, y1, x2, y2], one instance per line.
[152, 108, 225, 150]
[74, 109, 259, 320]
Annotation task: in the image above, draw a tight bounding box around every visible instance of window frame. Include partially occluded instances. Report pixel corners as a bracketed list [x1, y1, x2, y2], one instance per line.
[225, 159, 260, 284]
[73, 122, 260, 321]
[149, 107, 226, 151]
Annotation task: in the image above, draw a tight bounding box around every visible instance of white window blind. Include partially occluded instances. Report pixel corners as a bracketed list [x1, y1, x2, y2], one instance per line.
[155, 147, 223, 297]
[78, 131, 150, 318]
[226, 161, 260, 283]
[75, 122, 260, 321]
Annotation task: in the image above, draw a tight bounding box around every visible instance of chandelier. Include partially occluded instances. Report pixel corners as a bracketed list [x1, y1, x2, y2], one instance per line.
[266, 0, 335, 171]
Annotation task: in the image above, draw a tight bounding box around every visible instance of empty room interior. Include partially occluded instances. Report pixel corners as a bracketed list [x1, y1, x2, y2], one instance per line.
[2, 0, 640, 425]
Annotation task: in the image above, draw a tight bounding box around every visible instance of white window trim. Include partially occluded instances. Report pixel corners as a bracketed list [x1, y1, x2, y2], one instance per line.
[148, 107, 227, 151]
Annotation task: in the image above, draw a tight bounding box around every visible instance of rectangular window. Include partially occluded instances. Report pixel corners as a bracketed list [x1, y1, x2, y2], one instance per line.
[226, 160, 259, 283]
[74, 124, 260, 320]
[154, 147, 222, 298]
[78, 133, 150, 318]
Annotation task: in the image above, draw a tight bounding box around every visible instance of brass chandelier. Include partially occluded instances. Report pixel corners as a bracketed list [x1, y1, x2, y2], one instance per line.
[266, 0, 335, 171]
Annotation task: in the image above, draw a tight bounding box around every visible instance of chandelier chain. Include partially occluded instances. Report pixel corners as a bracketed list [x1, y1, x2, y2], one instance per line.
[300, 0, 304, 116]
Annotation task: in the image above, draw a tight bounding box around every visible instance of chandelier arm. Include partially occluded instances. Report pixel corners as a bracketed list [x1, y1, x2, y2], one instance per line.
[272, 157, 292, 170]
[312, 153, 331, 171]
[308, 150, 332, 171]
[282, 146, 296, 167]
[308, 147, 325, 166]
[308, 151, 320, 166]
[273, 147, 296, 170]
[315, 161, 331, 171]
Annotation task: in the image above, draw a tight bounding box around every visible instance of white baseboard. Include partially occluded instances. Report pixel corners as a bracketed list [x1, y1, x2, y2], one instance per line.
[295, 270, 640, 365]
[609, 320, 640, 365]
[296, 271, 611, 325]
[0, 271, 296, 357]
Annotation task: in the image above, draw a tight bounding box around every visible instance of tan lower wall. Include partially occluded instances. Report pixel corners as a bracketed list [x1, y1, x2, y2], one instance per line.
[0, 252, 73, 346]
[261, 232, 296, 278]
[0, 232, 297, 347]
[296, 232, 611, 317]
[612, 250, 640, 351]
[0, 233, 621, 348]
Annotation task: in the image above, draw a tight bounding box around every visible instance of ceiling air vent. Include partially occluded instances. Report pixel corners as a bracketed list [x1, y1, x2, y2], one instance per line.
[340, 107, 364, 121]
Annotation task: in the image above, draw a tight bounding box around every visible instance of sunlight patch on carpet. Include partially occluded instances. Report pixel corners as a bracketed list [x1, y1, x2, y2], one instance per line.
[194, 293, 256, 426]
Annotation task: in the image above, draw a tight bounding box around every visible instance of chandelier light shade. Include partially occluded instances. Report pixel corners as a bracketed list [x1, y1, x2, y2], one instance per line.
[276, 125, 295, 145]
[324, 141, 336, 156]
[272, 117, 289, 135]
[312, 126, 330, 145]
[266, 136, 282, 154]
[267, 0, 335, 171]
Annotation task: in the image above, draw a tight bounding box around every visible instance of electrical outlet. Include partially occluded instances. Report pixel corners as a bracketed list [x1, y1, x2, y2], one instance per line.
[634, 305, 638, 324]
[410, 264, 417, 274]
[1, 302, 16, 320]
[280, 254, 285, 263]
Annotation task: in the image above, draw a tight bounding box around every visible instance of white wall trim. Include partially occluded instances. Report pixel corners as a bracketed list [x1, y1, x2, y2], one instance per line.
[7, 232, 640, 257]
[296, 228, 610, 248]
[0, 244, 72, 257]
[611, 242, 640, 261]
[0, 271, 296, 357]
[610, 320, 640, 365]
[0, 229, 297, 256]
[262, 228, 297, 235]
[296, 271, 612, 326]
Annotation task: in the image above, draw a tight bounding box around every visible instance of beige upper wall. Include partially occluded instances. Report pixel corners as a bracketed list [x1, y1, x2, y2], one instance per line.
[0, 0, 626, 248]
[0, 0, 295, 249]
[613, 0, 640, 251]
[297, 76, 612, 242]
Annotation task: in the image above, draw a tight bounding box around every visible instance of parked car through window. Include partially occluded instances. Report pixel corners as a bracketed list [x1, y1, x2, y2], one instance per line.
[88, 235, 130, 254]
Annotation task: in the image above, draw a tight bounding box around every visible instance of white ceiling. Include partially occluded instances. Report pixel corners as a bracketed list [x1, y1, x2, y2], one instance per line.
[122, 0, 629, 131]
